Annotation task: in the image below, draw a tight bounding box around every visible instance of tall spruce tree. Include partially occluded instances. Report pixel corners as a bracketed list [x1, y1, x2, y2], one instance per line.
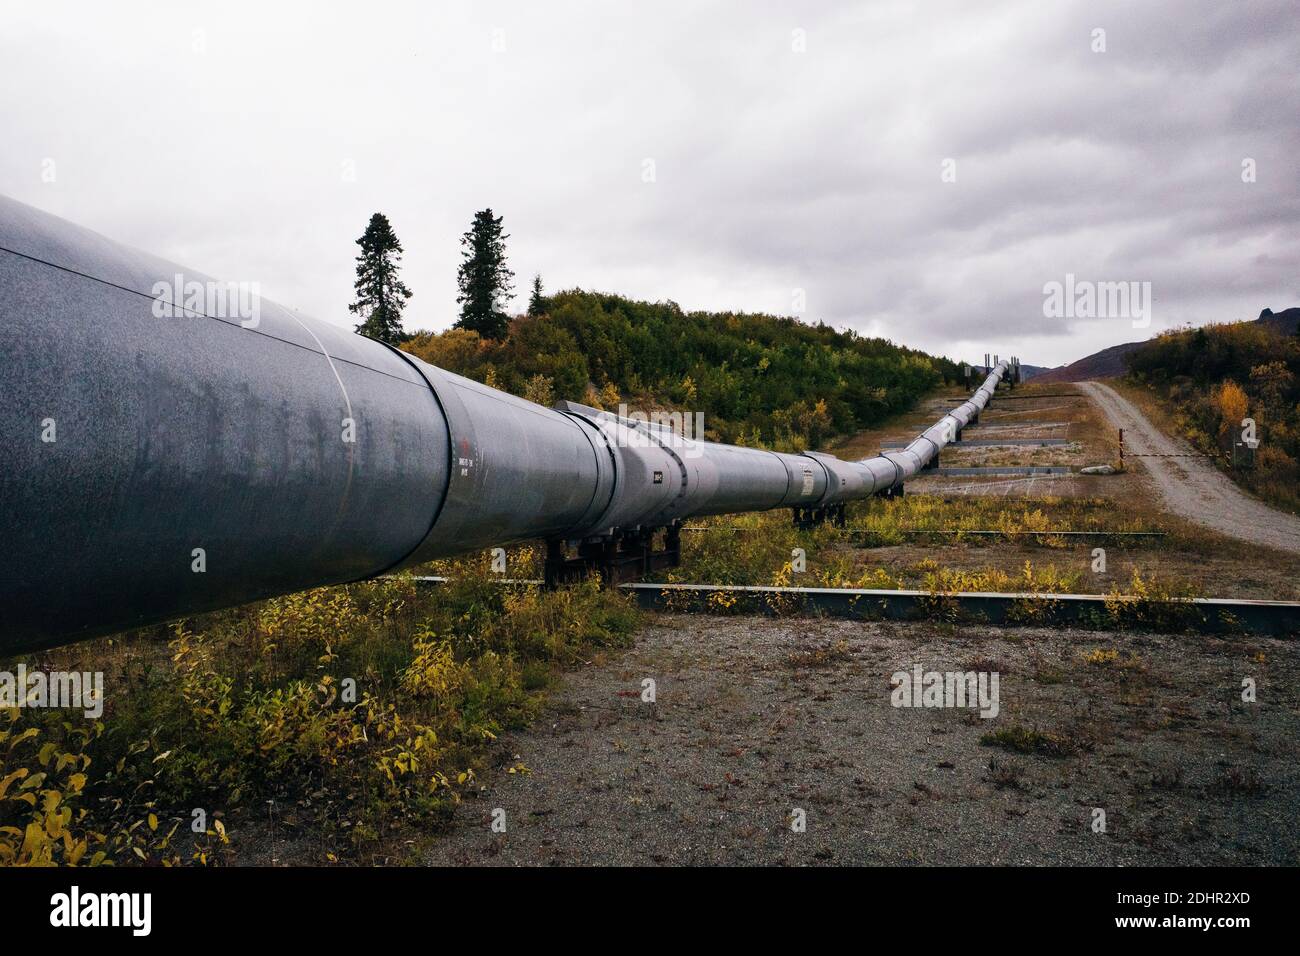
[349, 213, 412, 344]
[527, 274, 545, 317]
[455, 208, 515, 339]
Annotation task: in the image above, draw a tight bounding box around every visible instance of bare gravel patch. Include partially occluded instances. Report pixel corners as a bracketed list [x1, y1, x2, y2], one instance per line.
[424, 615, 1300, 866]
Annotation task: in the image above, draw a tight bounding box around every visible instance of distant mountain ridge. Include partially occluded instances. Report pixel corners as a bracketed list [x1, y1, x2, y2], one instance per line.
[1257, 306, 1300, 337]
[1017, 363, 1053, 381]
[1031, 307, 1300, 383]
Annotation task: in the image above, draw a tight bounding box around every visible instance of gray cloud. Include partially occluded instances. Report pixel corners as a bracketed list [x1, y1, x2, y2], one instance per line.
[1, 0, 1295, 367]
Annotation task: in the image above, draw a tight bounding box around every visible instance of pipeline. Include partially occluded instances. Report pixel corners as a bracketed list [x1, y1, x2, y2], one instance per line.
[0, 195, 1009, 653]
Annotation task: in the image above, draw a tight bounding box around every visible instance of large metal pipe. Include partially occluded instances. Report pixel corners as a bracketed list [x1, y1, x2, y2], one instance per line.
[0, 196, 1007, 653]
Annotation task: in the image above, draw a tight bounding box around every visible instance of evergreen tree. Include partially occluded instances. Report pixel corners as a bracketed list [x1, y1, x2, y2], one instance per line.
[527, 274, 545, 317]
[455, 209, 515, 339]
[349, 213, 412, 344]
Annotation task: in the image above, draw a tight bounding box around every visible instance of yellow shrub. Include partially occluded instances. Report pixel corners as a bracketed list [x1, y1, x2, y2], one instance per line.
[401, 633, 467, 702]
[1213, 380, 1249, 444]
[258, 587, 365, 652]
[1082, 648, 1119, 666]
[0, 709, 105, 866]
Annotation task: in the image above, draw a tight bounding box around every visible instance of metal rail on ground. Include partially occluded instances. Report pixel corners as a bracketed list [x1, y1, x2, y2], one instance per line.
[879, 438, 1070, 448]
[404, 577, 1297, 636]
[929, 466, 1072, 476]
[679, 527, 1166, 539]
[620, 582, 1300, 636]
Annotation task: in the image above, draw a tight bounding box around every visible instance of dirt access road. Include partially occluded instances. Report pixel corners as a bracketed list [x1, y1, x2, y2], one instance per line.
[1080, 381, 1300, 556]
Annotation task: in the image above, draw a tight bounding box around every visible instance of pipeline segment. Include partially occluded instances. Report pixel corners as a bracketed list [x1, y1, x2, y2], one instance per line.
[0, 195, 1008, 652]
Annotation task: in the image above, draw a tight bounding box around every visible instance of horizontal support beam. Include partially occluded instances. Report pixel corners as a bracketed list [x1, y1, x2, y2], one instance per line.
[865, 529, 1166, 538]
[620, 583, 1300, 636]
[404, 577, 1296, 635]
[880, 439, 1070, 448]
[926, 466, 1072, 476]
[680, 527, 1165, 538]
[963, 422, 1071, 429]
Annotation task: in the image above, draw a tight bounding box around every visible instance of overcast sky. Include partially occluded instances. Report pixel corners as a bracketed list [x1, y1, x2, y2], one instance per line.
[2, 0, 1296, 367]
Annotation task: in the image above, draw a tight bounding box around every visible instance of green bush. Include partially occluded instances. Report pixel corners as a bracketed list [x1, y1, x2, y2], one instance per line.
[404, 290, 961, 448]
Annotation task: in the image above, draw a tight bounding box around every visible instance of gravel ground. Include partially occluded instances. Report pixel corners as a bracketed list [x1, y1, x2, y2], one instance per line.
[1081, 381, 1300, 555]
[424, 615, 1300, 866]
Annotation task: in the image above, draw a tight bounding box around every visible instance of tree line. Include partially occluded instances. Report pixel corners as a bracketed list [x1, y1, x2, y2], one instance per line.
[347, 209, 963, 450]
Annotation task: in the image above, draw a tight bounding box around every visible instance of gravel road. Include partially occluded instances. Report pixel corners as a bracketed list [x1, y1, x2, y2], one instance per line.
[1080, 381, 1300, 555]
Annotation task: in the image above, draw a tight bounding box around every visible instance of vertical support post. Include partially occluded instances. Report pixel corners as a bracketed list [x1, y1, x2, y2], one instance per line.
[599, 537, 619, 586]
[1118, 428, 1124, 469]
[544, 538, 565, 590]
[665, 522, 682, 567]
[620, 529, 647, 577]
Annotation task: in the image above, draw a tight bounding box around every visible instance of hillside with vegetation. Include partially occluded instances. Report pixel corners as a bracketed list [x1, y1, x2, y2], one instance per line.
[1124, 317, 1300, 511]
[404, 290, 962, 452]
[1034, 307, 1300, 385]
